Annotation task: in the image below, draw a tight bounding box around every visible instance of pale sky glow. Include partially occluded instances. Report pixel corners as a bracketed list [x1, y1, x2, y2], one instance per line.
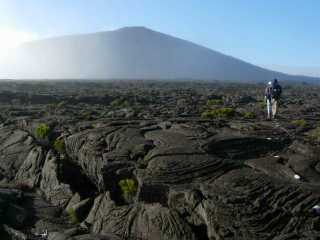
[0, 28, 38, 59]
[0, 0, 320, 77]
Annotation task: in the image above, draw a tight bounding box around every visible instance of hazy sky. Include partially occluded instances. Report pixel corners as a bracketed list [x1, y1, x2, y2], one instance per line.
[1, 0, 319, 76]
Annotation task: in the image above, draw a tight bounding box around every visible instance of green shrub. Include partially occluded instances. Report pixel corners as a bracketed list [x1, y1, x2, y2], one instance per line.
[57, 101, 66, 108]
[111, 98, 130, 109]
[53, 138, 65, 153]
[118, 179, 138, 203]
[291, 119, 306, 128]
[243, 111, 256, 119]
[36, 123, 50, 139]
[308, 127, 320, 142]
[67, 208, 79, 224]
[207, 99, 223, 106]
[81, 111, 93, 120]
[201, 108, 236, 119]
[257, 101, 266, 109]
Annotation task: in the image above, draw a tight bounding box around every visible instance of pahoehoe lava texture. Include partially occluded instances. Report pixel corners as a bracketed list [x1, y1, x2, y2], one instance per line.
[0, 81, 320, 239]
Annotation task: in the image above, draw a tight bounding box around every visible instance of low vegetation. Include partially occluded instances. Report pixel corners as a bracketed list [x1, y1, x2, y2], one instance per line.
[111, 98, 130, 109]
[257, 101, 266, 110]
[53, 138, 66, 153]
[308, 126, 320, 142]
[207, 99, 223, 106]
[119, 178, 138, 203]
[243, 111, 256, 119]
[80, 110, 94, 120]
[291, 119, 307, 128]
[67, 208, 80, 224]
[35, 123, 50, 139]
[201, 107, 236, 119]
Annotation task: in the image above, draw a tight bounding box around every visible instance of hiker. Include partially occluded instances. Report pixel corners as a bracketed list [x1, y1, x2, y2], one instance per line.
[265, 79, 282, 120]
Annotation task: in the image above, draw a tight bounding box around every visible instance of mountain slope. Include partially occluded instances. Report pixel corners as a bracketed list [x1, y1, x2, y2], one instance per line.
[1, 26, 319, 82]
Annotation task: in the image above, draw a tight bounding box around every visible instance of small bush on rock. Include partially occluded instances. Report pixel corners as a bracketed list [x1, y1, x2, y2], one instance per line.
[36, 123, 50, 139]
[67, 208, 79, 224]
[119, 179, 138, 204]
[53, 138, 65, 153]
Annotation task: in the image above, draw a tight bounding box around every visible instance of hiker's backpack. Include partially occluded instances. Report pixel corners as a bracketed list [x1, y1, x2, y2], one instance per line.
[272, 84, 282, 100]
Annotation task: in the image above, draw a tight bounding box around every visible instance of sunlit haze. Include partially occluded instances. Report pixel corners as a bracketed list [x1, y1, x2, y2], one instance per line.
[0, 28, 37, 59]
[0, 0, 319, 78]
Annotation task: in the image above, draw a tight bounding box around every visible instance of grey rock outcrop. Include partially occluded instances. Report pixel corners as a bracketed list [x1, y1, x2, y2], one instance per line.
[15, 145, 46, 188]
[40, 150, 73, 206]
[0, 128, 35, 182]
[86, 192, 196, 240]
